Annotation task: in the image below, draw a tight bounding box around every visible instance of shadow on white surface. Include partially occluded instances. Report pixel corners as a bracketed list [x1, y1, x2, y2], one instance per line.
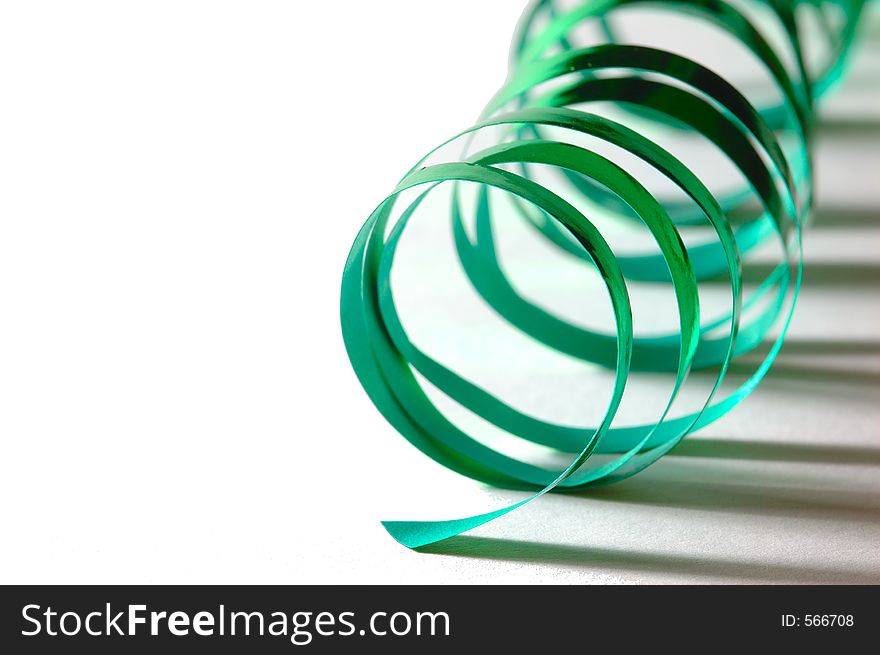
[421, 534, 880, 584]
[419, 191, 880, 583]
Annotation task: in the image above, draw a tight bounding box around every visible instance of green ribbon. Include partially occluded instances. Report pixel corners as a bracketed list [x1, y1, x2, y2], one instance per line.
[341, 0, 868, 549]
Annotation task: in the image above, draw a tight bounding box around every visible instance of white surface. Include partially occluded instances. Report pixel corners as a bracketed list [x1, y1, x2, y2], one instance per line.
[0, 1, 878, 584]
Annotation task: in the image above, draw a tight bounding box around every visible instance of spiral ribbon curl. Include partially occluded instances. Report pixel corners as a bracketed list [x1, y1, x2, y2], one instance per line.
[341, 0, 868, 548]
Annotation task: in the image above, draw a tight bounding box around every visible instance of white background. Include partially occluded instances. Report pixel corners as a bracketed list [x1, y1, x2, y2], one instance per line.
[1, 1, 878, 584]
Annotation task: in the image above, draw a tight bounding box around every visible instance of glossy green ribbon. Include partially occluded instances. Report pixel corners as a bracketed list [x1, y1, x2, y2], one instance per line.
[341, 0, 868, 549]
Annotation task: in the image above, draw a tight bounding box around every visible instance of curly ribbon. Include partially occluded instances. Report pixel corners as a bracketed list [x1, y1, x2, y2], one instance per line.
[341, 0, 868, 548]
